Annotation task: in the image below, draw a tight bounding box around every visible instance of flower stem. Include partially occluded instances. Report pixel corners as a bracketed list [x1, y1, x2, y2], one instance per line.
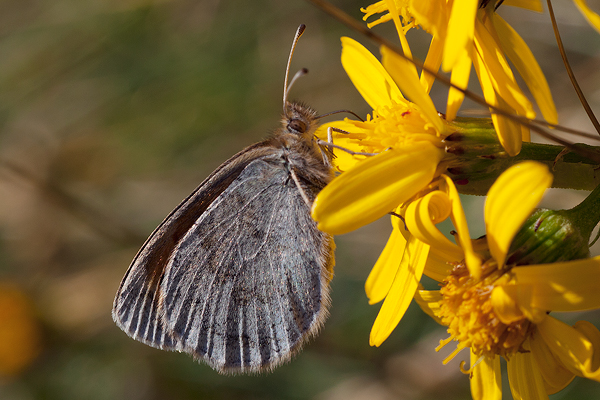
[563, 183, 600, 242]
[445, 126, 600, 195]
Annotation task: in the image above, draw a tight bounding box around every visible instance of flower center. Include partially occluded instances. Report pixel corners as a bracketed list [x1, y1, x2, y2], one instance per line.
[434, 261, 535, 367]
[339, 100, 444, 153]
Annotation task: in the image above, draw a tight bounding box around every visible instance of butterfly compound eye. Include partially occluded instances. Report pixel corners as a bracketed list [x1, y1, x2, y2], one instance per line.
[288, 118, 307, 134]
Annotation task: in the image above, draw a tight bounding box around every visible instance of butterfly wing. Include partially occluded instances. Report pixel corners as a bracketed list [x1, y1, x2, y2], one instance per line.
[112, 144, 281, 350]
[160, 156, 334, 373]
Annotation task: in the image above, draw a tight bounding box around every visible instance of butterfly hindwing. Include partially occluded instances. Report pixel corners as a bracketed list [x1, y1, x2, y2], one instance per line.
[160, 156, 334, 373]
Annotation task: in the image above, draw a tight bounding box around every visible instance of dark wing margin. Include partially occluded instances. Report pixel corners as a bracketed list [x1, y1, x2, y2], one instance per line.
[112, 143, 280, 350]
[160, 158, 334, 373]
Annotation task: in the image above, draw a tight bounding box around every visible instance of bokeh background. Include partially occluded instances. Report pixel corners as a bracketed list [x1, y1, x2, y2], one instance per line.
[1, 0, 600, 399]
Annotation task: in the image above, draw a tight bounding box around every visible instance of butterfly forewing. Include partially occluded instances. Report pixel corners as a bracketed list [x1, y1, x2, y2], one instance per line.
[160, 156, 334, 373]
[112, 145, 284, 350]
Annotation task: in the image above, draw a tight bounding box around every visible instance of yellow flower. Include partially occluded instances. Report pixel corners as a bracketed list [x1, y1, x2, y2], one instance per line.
[402, 162, 600, 399]
[312, 37, 457, 235]
[366, 170, 482, 346]
[361, 0, 558, 156]
[313, 1, 559, 235]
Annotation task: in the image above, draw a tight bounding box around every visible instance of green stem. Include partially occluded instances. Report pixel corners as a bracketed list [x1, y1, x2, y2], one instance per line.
[563, 183, 600, 241]
[520, 142, 599, 190]
[444, 123, 600, 195]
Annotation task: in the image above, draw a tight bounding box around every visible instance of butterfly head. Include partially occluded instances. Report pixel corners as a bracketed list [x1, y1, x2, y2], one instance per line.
[284, 101, 318, 138]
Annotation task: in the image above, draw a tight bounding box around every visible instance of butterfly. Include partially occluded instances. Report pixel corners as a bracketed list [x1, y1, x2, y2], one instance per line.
[112, 24, 336, 374]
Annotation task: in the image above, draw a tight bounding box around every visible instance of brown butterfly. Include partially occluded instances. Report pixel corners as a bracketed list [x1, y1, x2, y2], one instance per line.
[112, 24, 336, 374]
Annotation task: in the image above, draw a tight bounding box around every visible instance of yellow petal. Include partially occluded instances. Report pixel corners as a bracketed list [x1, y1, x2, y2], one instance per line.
[362, 0, 392, 27]
[446, 49, 472, 122]
[316, 120, 368, 172]
[520, 112, 531, 142]
[484, 162, 552, 266]
[574, 320, 600, 377]
[573, 0, 600, 34]
[385, 0, 416, 63]
[409, 0, 449, 39]
[492, 100, 525, 155]
[341, 37, 404, 110]
[370, 235, 429, 346]
[507, 343, 549, 400]
[491, 15, 558, 124]
[381, 45, 446, 134]
[443, 175, 482, 278]
[494, 283, 548, 323]
[491, 285, 526, 324]
[503, 0, 543, 12]
[365, 214, 408, 305]
[474, 21, 536, 120]
[405, 190, 464, 259]
[470, 352, 501, 400]
[443, 0, 478, 71]
[413, 288, 443, 324]
[529, 330, 576, 394]
[511, 256, 600, 312]
[538, 316, 600, 381]
[404, 178, 481, 278]
[423, 246, 454, 282]
[420, 35, 444, 95]
[312, 142, 445, 235]
[472, 48, 523, 156]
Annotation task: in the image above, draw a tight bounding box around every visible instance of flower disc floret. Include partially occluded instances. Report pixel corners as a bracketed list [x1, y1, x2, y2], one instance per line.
[344, 101, 445, 153]
[436, 261, 535, 363]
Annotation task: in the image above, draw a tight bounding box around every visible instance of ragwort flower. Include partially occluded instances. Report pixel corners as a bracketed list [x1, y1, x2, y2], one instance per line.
[312, 36, 453, 235]
[361, 0, 558, 156]
[312, 0, 562, 236]
[311, 32, 526, 236]
[366, 166, 483, 347]
[405, 162, 600, 399]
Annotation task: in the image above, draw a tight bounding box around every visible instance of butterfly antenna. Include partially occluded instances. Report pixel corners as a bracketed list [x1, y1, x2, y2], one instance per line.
[316, 109, 365, 122]
[287, 68, 309, 99]
[283, 24, 306, 116]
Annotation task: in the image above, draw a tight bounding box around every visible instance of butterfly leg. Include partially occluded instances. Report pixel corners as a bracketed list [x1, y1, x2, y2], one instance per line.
[316, 127, 377, 157]
[289, 167, 313, 207]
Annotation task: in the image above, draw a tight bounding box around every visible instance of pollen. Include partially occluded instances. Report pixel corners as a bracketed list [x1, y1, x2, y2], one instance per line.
[340, 101, 444, 153]
[435, 261, 535, 364]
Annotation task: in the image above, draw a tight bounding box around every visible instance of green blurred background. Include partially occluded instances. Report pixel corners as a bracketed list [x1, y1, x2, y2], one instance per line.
[0, 0, 600, 399]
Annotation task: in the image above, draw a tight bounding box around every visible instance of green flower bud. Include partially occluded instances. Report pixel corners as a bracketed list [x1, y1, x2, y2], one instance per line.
[507, 208, 590, 266]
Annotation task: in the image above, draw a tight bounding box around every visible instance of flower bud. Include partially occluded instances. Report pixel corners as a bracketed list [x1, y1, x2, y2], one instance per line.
[507, 208, 590, 266]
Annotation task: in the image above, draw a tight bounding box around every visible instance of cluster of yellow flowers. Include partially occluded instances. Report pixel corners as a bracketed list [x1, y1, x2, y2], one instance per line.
[311, 1, 600, 399]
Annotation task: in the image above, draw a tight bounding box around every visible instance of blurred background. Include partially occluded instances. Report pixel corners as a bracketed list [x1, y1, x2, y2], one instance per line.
[0, 0, 600, 399]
